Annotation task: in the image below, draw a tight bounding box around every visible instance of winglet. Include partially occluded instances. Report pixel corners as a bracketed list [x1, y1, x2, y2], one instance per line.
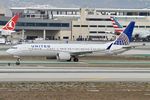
[106, 43, 113, 50]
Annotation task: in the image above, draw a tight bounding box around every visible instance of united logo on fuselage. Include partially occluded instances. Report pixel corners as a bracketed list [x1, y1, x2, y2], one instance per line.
[31, 45, 51, 48]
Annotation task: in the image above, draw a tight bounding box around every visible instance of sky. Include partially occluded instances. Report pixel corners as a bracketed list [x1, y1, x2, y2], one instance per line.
[0, 0, 150, 15]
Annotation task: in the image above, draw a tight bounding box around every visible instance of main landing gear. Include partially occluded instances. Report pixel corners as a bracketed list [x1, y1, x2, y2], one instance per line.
[67, 56, 79, 62]
[73, 57, 79, 62]
[16, 58, 21, 65]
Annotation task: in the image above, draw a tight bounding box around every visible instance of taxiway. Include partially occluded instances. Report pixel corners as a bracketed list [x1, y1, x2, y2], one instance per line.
[0, 67, 149, 82]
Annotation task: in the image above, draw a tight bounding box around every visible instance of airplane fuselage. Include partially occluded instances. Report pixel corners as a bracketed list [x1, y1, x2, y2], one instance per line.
[6, 43, 123, 57]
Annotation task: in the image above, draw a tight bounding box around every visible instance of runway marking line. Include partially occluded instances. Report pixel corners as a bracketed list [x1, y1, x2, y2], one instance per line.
[0, 60, 150, 65]
[87, 61, 150, 64]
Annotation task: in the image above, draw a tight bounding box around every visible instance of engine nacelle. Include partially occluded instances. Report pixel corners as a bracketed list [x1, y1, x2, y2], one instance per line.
[56, 52, 71, 61]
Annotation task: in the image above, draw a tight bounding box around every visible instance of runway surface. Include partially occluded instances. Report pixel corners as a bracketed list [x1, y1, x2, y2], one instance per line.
[0, 59, 150, 67]
[0, 67, 150, 82]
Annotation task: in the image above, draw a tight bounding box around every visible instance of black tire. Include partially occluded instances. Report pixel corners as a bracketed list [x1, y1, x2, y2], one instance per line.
[16, 61, 20, 65]
[73, 58, 79, 62]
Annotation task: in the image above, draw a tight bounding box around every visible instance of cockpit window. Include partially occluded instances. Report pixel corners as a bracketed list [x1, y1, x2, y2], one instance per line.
[10, 47, 18, 49]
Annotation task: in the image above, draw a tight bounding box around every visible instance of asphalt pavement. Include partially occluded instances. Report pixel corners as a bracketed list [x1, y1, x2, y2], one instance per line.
[0, 67, 149, 82]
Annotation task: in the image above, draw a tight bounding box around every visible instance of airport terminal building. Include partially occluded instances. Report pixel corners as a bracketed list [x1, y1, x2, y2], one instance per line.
[0, 7, 150, 41]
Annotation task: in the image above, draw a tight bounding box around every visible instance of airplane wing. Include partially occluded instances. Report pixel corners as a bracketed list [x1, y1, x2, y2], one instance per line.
[123, 43, 145, 49]
[70, 49, 105, 56]
[70, 51, 93, 56]
[69, 43, 113, 56]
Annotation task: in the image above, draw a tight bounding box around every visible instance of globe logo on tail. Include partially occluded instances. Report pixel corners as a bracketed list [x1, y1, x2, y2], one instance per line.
[114, 33, 129, 45]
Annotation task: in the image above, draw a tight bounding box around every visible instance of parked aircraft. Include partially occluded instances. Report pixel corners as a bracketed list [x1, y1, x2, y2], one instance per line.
[0, 14, 19, 36]
[110, 16, 150, 40]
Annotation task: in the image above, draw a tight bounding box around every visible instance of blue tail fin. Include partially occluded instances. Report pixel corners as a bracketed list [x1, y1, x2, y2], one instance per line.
[123, 21, 135, 42]
[114, 21, 135, 45]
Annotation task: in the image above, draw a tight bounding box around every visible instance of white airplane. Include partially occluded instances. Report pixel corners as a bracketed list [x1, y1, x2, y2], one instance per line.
[0, 14, 19, 36]
[110, 17, 150, 39]
[7, 21, 135, 63]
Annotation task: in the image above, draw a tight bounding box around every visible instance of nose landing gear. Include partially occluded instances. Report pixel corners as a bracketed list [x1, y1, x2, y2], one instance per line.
[16, 58, 21, 65]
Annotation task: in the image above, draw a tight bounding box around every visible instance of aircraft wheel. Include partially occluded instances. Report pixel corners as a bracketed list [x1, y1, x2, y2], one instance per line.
[73, 57, 79, 62]
[16, 58, 21, 65]
[16, 61, 20, 65]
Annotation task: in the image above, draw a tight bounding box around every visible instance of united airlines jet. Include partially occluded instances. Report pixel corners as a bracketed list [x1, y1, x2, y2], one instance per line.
[7, 21, 135, 63]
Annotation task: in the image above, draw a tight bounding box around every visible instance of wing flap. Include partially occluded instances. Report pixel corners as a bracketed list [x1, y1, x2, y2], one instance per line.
[70, 49, 108, 56]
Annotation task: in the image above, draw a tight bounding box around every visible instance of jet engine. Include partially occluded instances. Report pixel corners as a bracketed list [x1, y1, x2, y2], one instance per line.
[56, 52, 71, 61]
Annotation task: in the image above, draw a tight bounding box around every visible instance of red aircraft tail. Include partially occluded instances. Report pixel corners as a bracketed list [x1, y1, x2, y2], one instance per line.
[2, 14, 19, 31]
